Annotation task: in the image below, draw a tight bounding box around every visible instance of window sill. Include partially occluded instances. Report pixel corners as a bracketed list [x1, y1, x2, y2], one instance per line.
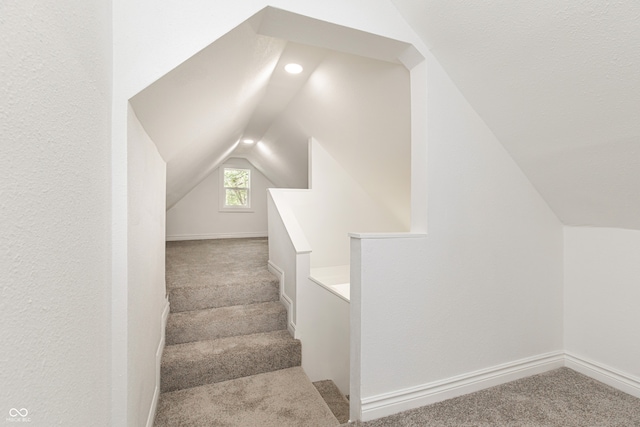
[219, 208, 255, 213]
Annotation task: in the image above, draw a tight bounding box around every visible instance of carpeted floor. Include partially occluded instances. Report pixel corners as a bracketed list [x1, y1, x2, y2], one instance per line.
[166, 238, 274, 289]
[165, 238, 280, 312]
[346, 368, 640, 427]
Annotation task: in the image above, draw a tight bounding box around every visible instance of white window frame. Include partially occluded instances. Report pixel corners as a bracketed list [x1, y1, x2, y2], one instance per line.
[219, 166, 253, 213]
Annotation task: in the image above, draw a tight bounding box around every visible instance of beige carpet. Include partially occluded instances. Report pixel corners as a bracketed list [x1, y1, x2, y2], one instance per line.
[346, 368, 640, 427]
[166, 238, 280, 312]
[155, 367, 339, 427]
[314, 380, 350, 424]
[157, 238, 340, 426]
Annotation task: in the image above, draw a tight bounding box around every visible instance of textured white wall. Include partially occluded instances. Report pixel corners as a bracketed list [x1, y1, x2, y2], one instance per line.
[166, 158, 275, 240]
[564, 226, 640, 388]
[0, 1, 112, 425]
[127, 108, 168, 426]
[352, 51, 564, 420]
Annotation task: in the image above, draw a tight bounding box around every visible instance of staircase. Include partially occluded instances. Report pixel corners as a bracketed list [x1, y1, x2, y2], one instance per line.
[154, 238, 344, 426]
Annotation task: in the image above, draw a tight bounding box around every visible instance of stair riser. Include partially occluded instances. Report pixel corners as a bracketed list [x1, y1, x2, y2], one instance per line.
[161, 339, 301, 392]
[166, 305, 287, 345]
[169, 280, 279, 312]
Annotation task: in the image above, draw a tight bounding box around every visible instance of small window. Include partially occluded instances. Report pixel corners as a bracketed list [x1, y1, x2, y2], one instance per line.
[221, 167, 251, 210]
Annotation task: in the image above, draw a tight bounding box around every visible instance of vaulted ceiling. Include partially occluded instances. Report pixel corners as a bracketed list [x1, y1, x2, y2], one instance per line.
[130, 8, 412, 227]
[131, 2, 639, 231]
[390, 0, 640, 230]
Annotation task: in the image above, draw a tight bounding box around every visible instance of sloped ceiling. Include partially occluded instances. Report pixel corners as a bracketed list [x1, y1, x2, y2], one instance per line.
[130, 17, 287, 208]
[390, 0, 640, 230]
[130, 8, 412, 226]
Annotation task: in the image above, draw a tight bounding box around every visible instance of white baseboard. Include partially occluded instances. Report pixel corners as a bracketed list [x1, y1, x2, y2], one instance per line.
[267, 261, 297, 338]
[166, 231, 267, 241]
[281, 293, 297, 338]
[146, 298, 170, 427]
[361, 351, 564, 422]
[565, 352, 640, 399]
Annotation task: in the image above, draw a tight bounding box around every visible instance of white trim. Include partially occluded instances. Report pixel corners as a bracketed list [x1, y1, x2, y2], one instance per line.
[218, 208, 255, 213]
[166, 231, 267, 241]
[349, 232, 427, 239]
[146, 298, 170, 427]
[309, 265, 351, 302]
[308, 276, 350, 303]
[267, 261, 297, 338]
[281, 292, 297, 338]
[360, 351, 564, 422]
[565, 352, 640, 399]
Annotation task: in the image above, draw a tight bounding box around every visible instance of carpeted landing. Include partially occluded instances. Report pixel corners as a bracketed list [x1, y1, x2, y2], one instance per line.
[156, 238, 344, 426]
[344, 367, 640, 427]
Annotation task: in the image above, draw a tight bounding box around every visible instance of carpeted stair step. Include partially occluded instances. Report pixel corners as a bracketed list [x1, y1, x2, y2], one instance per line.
[168, 277, 279, 313]
[313, 380, 350, 424]
[161, 330, 301, 393]
[155, 367, 339, 427]
[166, 301, 287, 345]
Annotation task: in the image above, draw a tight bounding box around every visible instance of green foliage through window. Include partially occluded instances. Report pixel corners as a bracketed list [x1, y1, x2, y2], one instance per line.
[223, 168, 250, 207]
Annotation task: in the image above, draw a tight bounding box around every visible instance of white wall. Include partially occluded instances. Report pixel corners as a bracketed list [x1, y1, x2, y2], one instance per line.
[127, 108, 169, 426]
[267, 136, 404, 330]
[391, 0, 640, 232]
[1, 1, 112, 425]
[278, 139, 407, 269]
[268, 138, 402, 396]
[257, 49, 412, 229]
[297, 275, 351, 394]
[564, 226, 640, 396]
[166, 158, 275, 240]
[267, 193, 310, 328]
[351, 51, 565, 421]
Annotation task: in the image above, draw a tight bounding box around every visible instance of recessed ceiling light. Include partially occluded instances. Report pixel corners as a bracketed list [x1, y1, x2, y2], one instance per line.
[242, 139, 254, 144]
[285, 63, 303, 74]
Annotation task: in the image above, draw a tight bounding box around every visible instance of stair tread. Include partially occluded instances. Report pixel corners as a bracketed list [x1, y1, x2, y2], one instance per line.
[313, 380, 350, 424]
[161, 330, 301, 392]
[166, 301, 287, 345]
[155, 367, 339, 427]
